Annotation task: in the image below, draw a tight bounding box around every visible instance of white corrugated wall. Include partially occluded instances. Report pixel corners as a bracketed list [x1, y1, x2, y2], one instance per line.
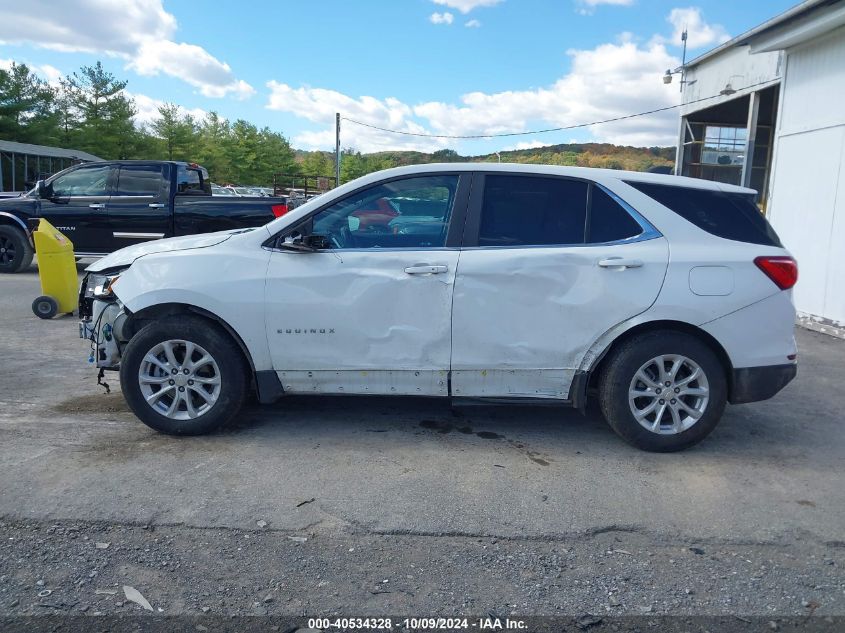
[767, 28, 845, 331]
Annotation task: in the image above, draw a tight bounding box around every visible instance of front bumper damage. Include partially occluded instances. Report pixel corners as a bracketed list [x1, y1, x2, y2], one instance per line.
[79, 298, 129, 370]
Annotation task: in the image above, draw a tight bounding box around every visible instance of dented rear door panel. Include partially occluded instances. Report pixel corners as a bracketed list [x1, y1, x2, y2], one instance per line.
[450, 239, 669, 399]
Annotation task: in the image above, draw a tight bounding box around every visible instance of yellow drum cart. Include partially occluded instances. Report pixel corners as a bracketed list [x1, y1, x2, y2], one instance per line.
[30, 219, 78, 319]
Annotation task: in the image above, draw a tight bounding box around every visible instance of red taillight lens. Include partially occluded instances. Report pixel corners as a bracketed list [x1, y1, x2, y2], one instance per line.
[271, 204, 288, 218]
[754, 256, 798, 290]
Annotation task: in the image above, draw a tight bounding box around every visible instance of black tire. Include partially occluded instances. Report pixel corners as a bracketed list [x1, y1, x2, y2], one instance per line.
[598, 331, 727, 452]
[32, 295, 58, 319]
[120, 316, 248, 435]
[0, 225, 34, 273]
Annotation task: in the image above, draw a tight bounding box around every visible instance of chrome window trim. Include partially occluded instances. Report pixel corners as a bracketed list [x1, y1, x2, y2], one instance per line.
[464, 183, 662, 250]
[459, 235, 662, 251]
[595, 183, 662, 242]
[264, 246, 461, 254]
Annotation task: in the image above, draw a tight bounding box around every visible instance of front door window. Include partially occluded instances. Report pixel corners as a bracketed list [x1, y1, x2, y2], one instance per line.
[310, 175, 459, 249]
[50, 165, 113, 197]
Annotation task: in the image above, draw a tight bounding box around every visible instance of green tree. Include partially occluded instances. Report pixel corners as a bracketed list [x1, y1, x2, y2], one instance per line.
[195, 112, 233, 183]
[53, 77, 81, 147]
[340, 149, 392, 183]
[66, 62, 137, 159]
[300, 151, 333, 177]
[150, 103, 197, 160]
[0, 62, 58, 143]
[253, 127, 295, 185]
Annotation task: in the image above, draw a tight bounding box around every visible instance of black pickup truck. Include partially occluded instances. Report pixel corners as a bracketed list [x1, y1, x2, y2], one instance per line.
[0, 160, 290, 273]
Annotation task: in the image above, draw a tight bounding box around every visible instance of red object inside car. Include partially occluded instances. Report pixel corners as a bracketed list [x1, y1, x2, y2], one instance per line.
[351, 198, 399, 230]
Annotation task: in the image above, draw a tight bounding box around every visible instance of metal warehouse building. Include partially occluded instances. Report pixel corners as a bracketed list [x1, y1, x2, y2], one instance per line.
[675, 0, 845, 337]
[0, 140, 102, 194]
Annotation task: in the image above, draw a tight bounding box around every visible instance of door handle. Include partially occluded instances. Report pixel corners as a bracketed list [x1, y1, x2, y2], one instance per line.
[88, 203, 106, 210]
[598, 258, 643, 269]
[148, 203, 166, 208]
[404, 264, 448, 275]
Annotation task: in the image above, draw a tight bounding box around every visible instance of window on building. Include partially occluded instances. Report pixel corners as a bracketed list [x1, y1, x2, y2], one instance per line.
[702, 126, 747, 166]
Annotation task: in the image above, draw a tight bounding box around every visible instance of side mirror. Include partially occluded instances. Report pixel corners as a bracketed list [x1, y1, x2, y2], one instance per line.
[279, 232, 315, 252]
[305, 234, 332, 250]
[278, 232, 332, 252]
[36, 180, 49, 199]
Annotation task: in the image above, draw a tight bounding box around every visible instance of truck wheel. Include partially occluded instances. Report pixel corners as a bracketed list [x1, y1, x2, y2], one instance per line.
[120, 316, 248, 435]
[32, 296, 58, 319]
[598, 331, 727, 452]
[0, 225, 34, 273]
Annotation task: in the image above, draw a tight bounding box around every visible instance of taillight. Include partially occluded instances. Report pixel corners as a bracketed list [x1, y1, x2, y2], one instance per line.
[754, 256, 798, 290]
[271, 204, 288, 218]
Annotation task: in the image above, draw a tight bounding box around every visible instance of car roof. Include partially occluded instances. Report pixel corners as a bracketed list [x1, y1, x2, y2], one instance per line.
[353, 162, 756, 195]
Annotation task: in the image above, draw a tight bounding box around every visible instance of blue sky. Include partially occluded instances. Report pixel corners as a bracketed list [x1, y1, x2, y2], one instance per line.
[0, 0, 796, 154]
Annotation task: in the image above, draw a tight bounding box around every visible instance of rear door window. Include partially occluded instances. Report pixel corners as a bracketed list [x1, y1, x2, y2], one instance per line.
[626, 181, 782, 247]
[115, 164, 165, 197]
[587, 186, 644, 243]
[478, 175, 588, 246]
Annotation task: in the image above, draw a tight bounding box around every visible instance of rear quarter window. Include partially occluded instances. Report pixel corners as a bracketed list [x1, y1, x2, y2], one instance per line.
[625, 181, 782, 247]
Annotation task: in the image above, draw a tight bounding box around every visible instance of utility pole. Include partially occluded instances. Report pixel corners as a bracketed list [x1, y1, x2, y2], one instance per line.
[335, 113, 341, 187]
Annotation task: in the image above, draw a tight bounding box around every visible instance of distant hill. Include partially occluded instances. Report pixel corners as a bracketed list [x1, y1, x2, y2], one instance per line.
[294, 142, 676, 181]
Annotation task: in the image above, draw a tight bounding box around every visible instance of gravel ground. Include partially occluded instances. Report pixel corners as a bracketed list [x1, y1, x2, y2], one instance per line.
[1, 518, 843, 618]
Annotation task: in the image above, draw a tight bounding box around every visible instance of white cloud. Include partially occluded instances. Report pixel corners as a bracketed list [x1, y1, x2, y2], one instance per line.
[267, 37, 681, 151]
[431, 0, 503, 13]
[266, 82, 448, 153]
[0, 0, 253, 99]
[576, 0, 635, 15]
[465, 19, 482, 28]
[504, 140, 552, 151]
[129, 41, 255, 99]
[661, 7, 730, 49]
[412, 39, 679, 146]
[0, 58, 63, 87]
[128, 91, 207, 126]
[429, 12, 454, 25]
[36, 64, 63, 86]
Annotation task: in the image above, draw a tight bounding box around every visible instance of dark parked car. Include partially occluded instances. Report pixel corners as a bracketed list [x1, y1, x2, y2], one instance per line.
[0, 160, 290, 273]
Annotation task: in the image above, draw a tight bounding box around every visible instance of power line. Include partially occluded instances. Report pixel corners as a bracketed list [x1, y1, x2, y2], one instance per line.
[340, 79, 779, 140]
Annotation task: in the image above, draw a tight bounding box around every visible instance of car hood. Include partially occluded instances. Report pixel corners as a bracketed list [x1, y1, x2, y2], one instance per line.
[86, 229, 249, 272]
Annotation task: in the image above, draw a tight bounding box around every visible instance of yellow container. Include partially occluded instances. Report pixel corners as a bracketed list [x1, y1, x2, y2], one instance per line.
[31, 219, 78, 319]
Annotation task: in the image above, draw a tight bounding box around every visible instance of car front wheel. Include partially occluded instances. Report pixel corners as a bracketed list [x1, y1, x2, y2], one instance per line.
[0, 225, 34, 274]
[598, 331, 727, 452]
[120, 316, 248, 435]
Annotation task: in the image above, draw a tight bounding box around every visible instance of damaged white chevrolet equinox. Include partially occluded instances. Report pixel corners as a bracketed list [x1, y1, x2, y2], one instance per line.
[79, 164, 798, 451]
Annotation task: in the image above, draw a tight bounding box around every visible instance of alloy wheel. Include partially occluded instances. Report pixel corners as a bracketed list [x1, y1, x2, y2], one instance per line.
[0, 235, 16, 266]
[628, 354, 710, 434]
[138, 340, 222, 420]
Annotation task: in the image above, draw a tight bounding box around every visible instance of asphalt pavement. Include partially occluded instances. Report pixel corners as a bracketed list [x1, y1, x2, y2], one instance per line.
[1, 264, 843, 619]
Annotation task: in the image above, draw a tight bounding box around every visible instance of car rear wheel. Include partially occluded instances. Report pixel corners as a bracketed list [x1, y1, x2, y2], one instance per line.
[0, 225, 34, 274]
[120, 316, 248, 435]
[598, 331, 727, 452]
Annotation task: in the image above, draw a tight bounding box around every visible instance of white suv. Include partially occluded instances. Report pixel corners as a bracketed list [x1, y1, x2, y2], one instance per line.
[79, 164, 798, 451]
